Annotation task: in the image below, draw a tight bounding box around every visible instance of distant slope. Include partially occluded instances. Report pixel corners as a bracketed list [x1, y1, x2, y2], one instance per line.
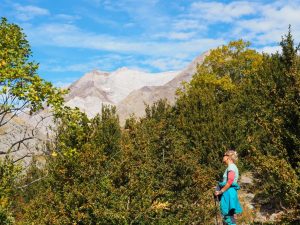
[0, 113, 47, 165]
[65, 68, 178, 117]
[117, 52, 209, 123]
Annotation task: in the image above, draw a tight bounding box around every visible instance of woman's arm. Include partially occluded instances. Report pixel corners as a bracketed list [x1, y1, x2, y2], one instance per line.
[215, 170, 235, 195]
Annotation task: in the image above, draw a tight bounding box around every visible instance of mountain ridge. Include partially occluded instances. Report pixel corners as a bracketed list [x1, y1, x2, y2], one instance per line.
[117, 51, 209, 123]
[65, 67, 180, 118]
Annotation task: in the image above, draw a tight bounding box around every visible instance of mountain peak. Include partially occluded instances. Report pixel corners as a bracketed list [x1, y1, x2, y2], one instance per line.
[114, 66, 143, 74]
[114, 67, 132, 73]
[89, 69, 109, 76]
[65, 66, 179, 116]
[64, 51, 209, 121]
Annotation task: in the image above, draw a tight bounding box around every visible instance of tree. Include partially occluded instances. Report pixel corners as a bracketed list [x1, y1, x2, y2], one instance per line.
[91, 105, 121, 158]
[239, 29, 300, 210]
[175, 40, 263, 170]
[174, 37, 299, 218]
[0, 158, 21, 224]
[0, 17, 65, 161]
[19, 106, 124, 224]
[0, 17, 65, 224]
[280, 25, 299, 71]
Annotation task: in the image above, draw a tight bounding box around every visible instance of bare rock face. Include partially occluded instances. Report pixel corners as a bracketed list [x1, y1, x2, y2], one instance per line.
[65, 68, 178, 118]
[0, 114, 48, 166]
[117, 51, 209, 124]
[116, 85, 175, 122]
[62, 51, 210, 123]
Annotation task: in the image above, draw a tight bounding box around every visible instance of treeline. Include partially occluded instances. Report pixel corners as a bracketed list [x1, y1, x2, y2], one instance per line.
[0, 18, 299, 224]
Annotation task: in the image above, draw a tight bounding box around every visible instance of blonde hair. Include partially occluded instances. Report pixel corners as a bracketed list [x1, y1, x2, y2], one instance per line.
[225, 150, 238, 163]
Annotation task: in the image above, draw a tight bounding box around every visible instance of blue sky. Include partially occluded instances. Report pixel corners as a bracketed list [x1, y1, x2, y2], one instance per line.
[1, 0, 300, 87]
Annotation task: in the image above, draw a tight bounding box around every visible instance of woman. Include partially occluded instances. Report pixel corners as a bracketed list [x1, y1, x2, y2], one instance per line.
[215, 150, 243, 225]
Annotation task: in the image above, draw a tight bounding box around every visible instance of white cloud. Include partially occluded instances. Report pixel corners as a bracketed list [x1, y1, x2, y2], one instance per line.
[233, 3, 300, 44]
[190, 1, 256, 22]
[89, 0, 171, 33]
[153, 31, 197, 40]
[47, 63, 94, 73]
[41, 60, 105, 73]
[43, 55, 187, 79]
[256, 46, 281, 54]
[143, 57, 189, 71]
[54, 14, 81, 22]
[13, 4, 49, 21]
[40, 54, 137, 73]
[24, 23, 224, 58]
[173, 19, 206, 31]
[168, 31, 197, 40]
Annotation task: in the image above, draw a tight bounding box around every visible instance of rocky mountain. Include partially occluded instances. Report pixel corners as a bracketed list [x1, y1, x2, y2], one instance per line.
[117, 51, 209, 123]
[65, 51, 208, 123]
[2, 50, 208, 166]
[0, 113, 47, 165]
[65, 68, 178, 118]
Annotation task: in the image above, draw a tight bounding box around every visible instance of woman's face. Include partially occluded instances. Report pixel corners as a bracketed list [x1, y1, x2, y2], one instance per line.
[222, 153, 229, 164]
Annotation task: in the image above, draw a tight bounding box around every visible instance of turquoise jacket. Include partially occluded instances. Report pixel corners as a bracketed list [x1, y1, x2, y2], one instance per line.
[218, 182, 243, 216]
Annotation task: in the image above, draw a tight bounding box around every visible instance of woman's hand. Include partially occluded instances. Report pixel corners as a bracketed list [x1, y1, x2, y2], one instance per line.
[214, 190, 223, 196]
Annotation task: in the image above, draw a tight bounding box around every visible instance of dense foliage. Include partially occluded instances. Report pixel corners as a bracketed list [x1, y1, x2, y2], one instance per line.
[1, 18, 299, 224]
[0, 17, 65, 224]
